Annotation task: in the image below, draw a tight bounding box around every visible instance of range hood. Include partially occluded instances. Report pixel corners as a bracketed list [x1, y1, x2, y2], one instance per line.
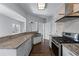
[56, 12, 79, 22]
[68, 11, 79, 16]
[56, 3, 79, 22]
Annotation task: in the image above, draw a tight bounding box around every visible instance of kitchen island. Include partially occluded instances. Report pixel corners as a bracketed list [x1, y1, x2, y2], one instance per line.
[0, 32, 37, 56]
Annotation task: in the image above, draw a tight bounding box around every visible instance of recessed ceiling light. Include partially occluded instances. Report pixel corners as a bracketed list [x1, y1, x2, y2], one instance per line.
[37, 3, 46, 10]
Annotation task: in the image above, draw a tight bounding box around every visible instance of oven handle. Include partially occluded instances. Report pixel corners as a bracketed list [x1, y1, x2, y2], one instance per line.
[52, 40, 60, 48]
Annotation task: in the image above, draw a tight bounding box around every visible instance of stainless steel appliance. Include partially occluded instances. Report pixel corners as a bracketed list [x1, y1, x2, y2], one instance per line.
[52, 32, 79, 56]
[52, 37, 62, 56]
[63, 32, 79, 42]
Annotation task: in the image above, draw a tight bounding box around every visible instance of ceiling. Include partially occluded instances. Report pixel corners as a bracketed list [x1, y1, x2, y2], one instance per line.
[1, 3, 64, 22]
[28, 3, 64, 18]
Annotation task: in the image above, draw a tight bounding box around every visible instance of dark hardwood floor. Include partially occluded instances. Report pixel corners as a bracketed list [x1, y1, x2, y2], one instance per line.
[30, 39, 55, 56]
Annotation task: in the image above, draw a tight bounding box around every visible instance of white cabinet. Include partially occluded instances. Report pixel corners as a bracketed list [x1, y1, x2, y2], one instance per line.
[49, 35, 52, 48]
[25, 38, 32, 55]
[33, 36, 42, 45]
[17, 38, 32, 56]
[0, 49, 16, 56]
[63, 46, 76, 56]
[17, 42, 26, 56]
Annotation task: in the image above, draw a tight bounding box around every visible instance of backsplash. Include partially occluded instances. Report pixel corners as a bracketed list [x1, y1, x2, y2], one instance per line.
[64, 19, 79, 34]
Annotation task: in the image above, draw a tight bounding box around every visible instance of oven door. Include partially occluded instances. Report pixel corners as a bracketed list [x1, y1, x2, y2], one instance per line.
[52, 42, 59, 56]
[52, 40, 62, 56]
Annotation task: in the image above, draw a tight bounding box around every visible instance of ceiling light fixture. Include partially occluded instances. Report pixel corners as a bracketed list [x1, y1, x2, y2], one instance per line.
[37, 3, 46, 10]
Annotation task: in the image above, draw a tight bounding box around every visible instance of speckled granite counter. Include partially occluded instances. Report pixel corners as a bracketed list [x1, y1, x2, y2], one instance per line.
[63, 44, 79, 56]
[0, 32, 37, 49]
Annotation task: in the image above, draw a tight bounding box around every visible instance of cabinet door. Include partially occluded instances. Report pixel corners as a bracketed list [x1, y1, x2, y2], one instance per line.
[17, 43, 25, 56]
[73, 3, 79, 12]
[33, 37, 42, 45]
[24, 40, 29, 56]
[25, 38, 32, 56]
[28, 38, 32, 55]
[17, 38, 32, 56]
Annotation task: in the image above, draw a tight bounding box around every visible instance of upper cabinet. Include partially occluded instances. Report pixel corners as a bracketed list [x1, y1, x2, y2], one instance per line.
[56, 3, 79, 22]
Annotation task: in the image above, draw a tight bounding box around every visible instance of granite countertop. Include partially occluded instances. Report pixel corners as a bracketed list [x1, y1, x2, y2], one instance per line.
[63, 44, 79, 56]
[0, 32, 37, 49]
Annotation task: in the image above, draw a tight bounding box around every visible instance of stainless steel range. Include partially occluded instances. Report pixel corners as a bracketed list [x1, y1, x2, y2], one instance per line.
[52, 32, 79, 56]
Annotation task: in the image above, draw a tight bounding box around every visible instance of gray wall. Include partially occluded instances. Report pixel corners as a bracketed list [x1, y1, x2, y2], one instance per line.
[0, 14, 25, 37]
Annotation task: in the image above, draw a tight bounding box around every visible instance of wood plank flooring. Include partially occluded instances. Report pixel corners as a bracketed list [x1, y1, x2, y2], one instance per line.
[30, 39, 55, 56]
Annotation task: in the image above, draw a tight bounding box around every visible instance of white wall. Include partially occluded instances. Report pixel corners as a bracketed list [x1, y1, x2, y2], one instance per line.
[26, 19, 38, 32]
[51, 18, 56, 35]
[0, 3, 47, 39]
[25, 14, 44, 32]
[0, 4, 26, 22]
[42, 16, 57, 39]
[0, 4, 44, 36]
[0, 4, 27, 33]
[53, 18, 79, 35]
[0, 14, 25, 37]
[38, 23, 44, 35]
[43, 16, 64, 39]
[56, 22, 64, 36]
[26, 18, 44, 35]
[43, 17, 54, 39]
[64, 19, 79, 33]
[43, 18, 79, 40]
[44, 22, 51, 39]
[50, 15, 64, 36]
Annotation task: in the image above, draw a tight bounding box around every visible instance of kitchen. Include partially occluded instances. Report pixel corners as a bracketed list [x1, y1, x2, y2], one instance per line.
[0, 3, 79, 56]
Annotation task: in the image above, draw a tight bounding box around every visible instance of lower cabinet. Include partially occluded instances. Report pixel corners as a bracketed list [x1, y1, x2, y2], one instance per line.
[17, 42, 26, 56]
[33, 36, 42, 45]
[24, 38, 32, 56]
[0, 34, 45, 56]
[0, 49, 16, 56]
[17, 38, 32, 56]
[0, 38, 33, 56]
[63, 46, 76, 56]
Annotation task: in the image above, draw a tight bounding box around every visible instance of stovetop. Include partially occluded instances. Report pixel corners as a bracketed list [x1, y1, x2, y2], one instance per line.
[52, 36, 79, 44]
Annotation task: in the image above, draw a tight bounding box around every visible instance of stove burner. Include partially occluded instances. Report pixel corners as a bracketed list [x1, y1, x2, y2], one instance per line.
[52, 37, 78, 44]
